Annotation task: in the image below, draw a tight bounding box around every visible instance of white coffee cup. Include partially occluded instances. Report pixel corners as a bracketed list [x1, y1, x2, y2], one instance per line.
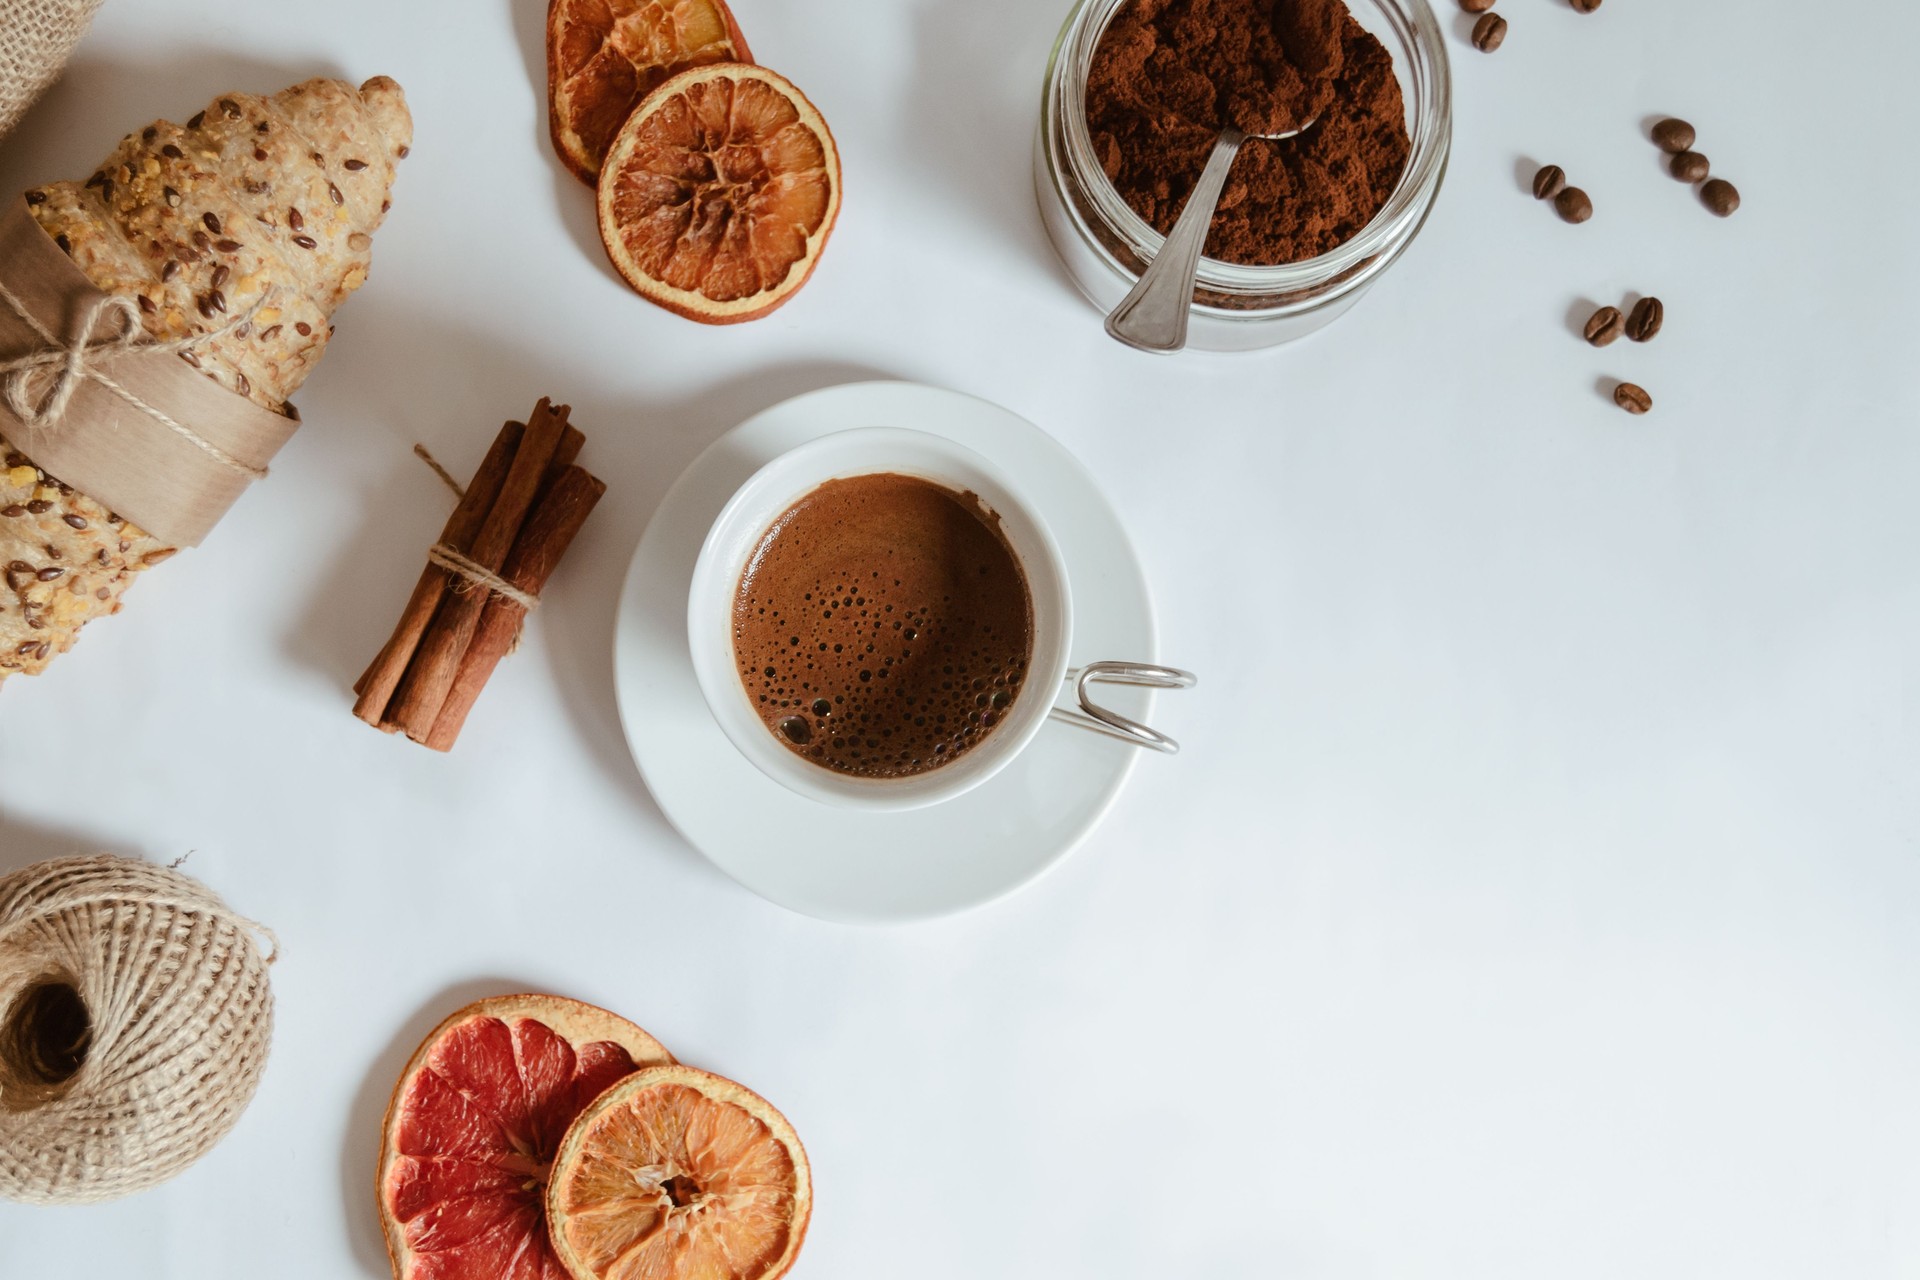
[688, 427, 1190, 811]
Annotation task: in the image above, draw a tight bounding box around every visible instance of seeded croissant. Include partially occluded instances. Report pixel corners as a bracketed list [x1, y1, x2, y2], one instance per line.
[2, 76, 411, 683]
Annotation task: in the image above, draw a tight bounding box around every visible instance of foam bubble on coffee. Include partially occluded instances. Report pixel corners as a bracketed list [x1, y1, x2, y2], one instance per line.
[732, 473, 1034, 779]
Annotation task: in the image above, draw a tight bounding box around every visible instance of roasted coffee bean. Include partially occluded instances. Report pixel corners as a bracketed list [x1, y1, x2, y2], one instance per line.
[1626, 297, 1664, 342]
[1652, 118, 1695, 153]
[1613, 382, 1653, 414]
[1701, 178, 1740, 216]
[1471, 12, 1506, 50]
[1554, 187, 1593, 223]
[1584, 306, 1625, 346]
[1669, 150, 1709, 182]
[1459, 0, 1495, 11]
[1533, 164, 1566, 200]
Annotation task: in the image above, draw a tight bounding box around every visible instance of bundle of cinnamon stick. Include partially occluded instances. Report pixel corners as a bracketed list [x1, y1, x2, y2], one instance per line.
[354, 398, 605, 751]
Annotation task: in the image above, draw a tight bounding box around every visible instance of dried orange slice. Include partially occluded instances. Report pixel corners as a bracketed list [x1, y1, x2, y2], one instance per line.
[548, 0, 753, 186]
[378, 995, 674, 1280]
[596, 64, 842, 324]
[547, 1065, 812, 1280]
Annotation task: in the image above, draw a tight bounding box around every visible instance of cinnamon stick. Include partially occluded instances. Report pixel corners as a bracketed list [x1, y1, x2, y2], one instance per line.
[385, 399, 570, 740]
[352, 419, 525, 725]
[422, 465, 607, 751]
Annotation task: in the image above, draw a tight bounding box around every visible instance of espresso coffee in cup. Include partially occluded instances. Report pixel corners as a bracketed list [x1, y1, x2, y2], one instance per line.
[731, 473, 1034, 778]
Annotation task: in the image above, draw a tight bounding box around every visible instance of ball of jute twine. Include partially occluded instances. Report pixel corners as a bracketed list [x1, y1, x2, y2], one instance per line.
[0, 854, 276, 1205]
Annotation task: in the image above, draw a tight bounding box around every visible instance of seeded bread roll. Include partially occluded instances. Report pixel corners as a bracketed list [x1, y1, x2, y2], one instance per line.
[2, 76, 410, 683]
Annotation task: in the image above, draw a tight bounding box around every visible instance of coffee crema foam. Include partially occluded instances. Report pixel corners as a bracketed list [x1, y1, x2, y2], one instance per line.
[731, 473, 1034, 779]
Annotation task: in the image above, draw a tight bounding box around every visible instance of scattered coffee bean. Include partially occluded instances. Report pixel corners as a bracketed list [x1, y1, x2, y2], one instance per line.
[1626, 296, 1664, 342]
[1471, 12, 1507, 51]
[1669, 150, 1709, 182]
[1613, 382, 1653, 414]
[1652, 118, 1695, 153]
[1533, 164, 1567, 200]
[1459, 0, 1495, 10]
[1553, 186, 1593, 223]
[1584, 306, 1625, 346]
[1701, 178, 1740, 216]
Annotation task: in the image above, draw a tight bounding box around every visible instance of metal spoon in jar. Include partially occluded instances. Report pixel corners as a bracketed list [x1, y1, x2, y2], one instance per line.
[1104, 119, 1315, 354]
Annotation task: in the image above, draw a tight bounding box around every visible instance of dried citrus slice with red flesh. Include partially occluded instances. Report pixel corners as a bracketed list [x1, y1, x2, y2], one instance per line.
[548, 1065, 812, 1280]
[597, 64, 841, 324]
[378, 995, 673, 1280]
[548, 0, 753, 186]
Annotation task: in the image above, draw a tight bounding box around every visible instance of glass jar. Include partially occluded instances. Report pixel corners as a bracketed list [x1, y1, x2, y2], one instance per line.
[1034, 0, 1452, 352]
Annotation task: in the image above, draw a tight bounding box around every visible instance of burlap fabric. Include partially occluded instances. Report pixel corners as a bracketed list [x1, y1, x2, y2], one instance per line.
[0, 0, 105, 143]
[0, 854, 275, 1205]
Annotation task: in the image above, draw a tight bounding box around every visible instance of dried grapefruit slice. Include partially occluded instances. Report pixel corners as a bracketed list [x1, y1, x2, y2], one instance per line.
[548, 0, 753, 186]
[547, 1065, 812, 1280]
[378, 995, 674, 1280]
[596, 64, 842, 324]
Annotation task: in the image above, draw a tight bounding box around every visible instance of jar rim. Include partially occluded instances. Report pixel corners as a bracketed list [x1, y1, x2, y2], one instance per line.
[1044, 0, 1453, 297]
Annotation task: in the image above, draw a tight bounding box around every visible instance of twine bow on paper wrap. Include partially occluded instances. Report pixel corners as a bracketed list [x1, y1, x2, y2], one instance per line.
[0, 0, 105, 144]
[0, 855, 276, 1206]
[0, 280, 269, 480]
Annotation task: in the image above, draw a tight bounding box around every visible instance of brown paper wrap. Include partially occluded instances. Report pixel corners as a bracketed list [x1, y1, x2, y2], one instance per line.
[0, 198, 298, 547]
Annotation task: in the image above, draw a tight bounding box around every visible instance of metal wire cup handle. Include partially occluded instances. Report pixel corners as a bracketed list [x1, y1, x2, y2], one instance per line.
[1048, 661, 1197, 754]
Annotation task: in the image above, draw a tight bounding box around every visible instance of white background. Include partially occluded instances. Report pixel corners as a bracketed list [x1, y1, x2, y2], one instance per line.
[2, 0, 1917, 1276]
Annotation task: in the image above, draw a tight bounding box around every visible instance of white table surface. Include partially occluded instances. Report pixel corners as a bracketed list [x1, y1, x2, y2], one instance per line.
[2, 0, 1916, 1275]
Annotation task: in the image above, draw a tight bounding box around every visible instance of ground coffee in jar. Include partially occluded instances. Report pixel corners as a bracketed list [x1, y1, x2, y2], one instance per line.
[1086, 0, 1412, 266]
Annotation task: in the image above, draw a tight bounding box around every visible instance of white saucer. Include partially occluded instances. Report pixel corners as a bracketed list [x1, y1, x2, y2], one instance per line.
[612, 382, 1160, 923]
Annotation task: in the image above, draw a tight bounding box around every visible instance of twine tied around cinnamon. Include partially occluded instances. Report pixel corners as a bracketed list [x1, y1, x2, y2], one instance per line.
[415, 444, 541, 613]
[0, 854, 276, 1206]
[0, 278, 269, 480]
